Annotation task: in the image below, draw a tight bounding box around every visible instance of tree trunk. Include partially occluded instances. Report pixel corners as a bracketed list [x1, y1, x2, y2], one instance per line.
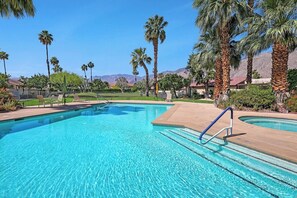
[143, 65, 150, 97]
[220, 24, 231, 99]
[153, 38, 159, 97]
[90, 69, 93, 82]
[46, 44, 50, 80]
[246, 0, 254, 84]
[3, 59, 7, 75]
[246, 53, 253, 84]
[272, 42, 289, 94]
[214, 57, 222, 99]
[173, 88, 178, 98]
[204, 79, 209, 99]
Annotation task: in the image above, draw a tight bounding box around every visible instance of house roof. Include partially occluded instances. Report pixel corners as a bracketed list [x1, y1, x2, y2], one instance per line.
[8, 79, 22, 86]
[230, 76, 246, 86]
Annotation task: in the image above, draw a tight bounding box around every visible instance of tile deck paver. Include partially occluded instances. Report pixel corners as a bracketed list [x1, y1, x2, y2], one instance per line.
[0, 100, 296, 163]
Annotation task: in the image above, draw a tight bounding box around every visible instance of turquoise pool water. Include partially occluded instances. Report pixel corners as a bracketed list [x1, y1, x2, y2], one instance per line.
[0, 103, 296, 197]
[240, 116, 297, 132]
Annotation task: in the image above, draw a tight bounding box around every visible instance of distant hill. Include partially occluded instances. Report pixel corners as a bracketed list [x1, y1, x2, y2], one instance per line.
[231, 50, 297, 78]
[94, 50, 297, 84]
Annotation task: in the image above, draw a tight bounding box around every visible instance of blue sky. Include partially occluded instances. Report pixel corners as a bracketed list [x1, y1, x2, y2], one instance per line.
[0, 0, 200, 77]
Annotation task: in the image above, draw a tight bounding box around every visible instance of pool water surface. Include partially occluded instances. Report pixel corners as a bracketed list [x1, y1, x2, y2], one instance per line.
[0, 104, 296, 197]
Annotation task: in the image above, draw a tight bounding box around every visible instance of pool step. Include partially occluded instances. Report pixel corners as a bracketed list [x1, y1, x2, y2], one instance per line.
[159, 128, 297, 197]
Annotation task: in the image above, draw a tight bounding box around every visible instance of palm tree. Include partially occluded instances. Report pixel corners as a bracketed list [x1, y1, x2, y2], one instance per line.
[130, 48, 152, 96]
[246, 0, 255, 84]
[245, 0, 297, 99]
[193, 29, 241, 99]
[50, 57, 62, 73]
[0, 0, 35, 18]
[87, 62, 94, 82]
[81, 64, 88, 79]
[0, 51, 9, 75]
[144, 15, 168, 96]
[38, 30, 53, 81]
[50, 56, 59, 66]
[194, 0, 248, 99]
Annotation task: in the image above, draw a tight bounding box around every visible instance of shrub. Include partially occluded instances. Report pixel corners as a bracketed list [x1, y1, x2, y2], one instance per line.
[286, 95, 297, 112]
[229, 85, 276, 111]
[0, 88, 19, 111]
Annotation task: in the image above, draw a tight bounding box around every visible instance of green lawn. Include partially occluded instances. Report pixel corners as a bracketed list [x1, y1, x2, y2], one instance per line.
[21, 92, 213, 106]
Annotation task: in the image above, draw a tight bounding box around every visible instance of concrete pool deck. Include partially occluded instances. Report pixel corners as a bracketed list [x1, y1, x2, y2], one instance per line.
[1, 100, 297, 163]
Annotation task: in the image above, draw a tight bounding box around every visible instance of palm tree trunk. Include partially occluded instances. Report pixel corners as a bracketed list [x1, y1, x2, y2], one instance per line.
[3, 60, 7, 75]
[46, 44, 50, 80]
[246, 0, 254, 84]
[205, 79, 209, 99]
[220, 25, 231, 98]
[272, 42, 289, 94]
[90, 69, 93, 82]
[214, 57, 222, 99]
[143, 65, 150, 97]
[153, 38, 159, 97]
[247, 54, 253, 84]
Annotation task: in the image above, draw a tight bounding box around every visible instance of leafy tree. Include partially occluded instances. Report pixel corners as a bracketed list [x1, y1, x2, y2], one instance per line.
[116, 77, 129, 93]
[0, 0, 35, 18]
[50, 72, 83, 91]
[130, 47, 152, 97]
[0, 73, 9, 88]
[19, 76, 30, 94]
[87, 61, 94, 82]
[28, 74, 48, 92]
[90, 79, 109, 91]
[243, 0, 297, 94]
[133, 80, 146, 94]
[145, 15, 168, 96]
[159, 74, 184, 98]
[0, 51, 9, 75]
[288, 69, 297, 91]
[252, 70, 261, 79]
[38, 30, 53, 81]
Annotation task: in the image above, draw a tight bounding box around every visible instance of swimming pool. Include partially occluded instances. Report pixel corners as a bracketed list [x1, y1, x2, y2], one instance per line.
[0, 103, 296, 197]
[240, 116, 297, 132]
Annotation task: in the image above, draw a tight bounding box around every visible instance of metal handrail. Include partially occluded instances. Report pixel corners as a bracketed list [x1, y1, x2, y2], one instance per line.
[199, 106, 233, 144]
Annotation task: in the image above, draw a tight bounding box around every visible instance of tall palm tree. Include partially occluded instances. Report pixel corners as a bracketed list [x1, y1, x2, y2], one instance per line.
[0, 0, 35, 18]
[130, 48, 152, 97]
[245, 0, 297, 97]
[81, 64, 88, 79]
[0, 51, 9, 75]
[194, 0, 248, 99]
[144, 15, 168, 96]
[87, 62, 94, 82]
[38, 30, 53, 81]
[246, 0, 255, 84]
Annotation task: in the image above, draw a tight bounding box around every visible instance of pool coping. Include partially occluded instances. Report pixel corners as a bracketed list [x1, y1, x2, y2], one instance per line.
[1, 100, 297, 164]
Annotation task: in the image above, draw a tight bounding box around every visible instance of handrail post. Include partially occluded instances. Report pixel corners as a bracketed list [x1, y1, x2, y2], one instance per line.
[199, 106, 233, 144]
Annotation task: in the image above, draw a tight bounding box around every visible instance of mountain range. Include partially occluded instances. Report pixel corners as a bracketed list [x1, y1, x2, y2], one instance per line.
[94, 50, 297, 84]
